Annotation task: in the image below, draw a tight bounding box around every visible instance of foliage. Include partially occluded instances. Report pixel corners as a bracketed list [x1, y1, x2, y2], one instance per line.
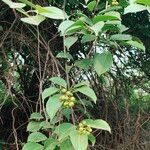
[0, 0, 149, 149]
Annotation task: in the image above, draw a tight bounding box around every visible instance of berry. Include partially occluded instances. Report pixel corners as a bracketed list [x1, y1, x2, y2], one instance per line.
[79, 127, 84, 131]
[82, 130, 87, 134]
[63, 101, 69, 106]
[82, 121, 86, 125]
[79, 123, 83, 127]
[64, 95, 69, 100]
[59, 95, 66, 101]
[70, 96, 75, 101]
[66, 91, 73, 96]
[87, 127, 92, 133]
[115, 1, 119, 5]
[61, 88, 67, 93]
[68, 102, 74, 107]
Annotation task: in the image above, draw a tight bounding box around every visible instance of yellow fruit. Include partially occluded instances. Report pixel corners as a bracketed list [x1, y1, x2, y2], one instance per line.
[66, 91, 72, 96]
[79, 123, 83, 127]
[64, 95, 69, 100]
[61, 88, 67, 93]
[82, 121, 86, 125]
[68, 102, 74, 107]
[82, 130, 87, 134]
[63, 101, 69, 106]
[59, 95, 65, 101]
[78, 130, 83, 135]
[87, 127, 92, 133]
[70, 96, 75, 101]
[115, 1, 119, 5]
[79, 127, 84, 131]
[112, 1, 116, 5]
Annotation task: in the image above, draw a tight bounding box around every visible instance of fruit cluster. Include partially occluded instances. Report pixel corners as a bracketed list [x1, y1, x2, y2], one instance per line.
[59, 88, 76, 108]
[112, 0, 119, 5]
[78, 121, 92, 135]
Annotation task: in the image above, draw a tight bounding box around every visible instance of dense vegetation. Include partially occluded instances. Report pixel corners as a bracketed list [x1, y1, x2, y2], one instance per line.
[0, 0, 150, 149]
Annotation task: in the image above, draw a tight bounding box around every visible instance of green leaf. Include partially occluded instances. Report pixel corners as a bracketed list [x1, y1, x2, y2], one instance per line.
[110, 34, 132, 41]
[74, 85, 97, 103]
[42, 87, 59, 100]
[104, 11, 121, 20]
[99, 6, 122, 14]
[27, 121, 41, 132]
[30, 112, 44, 120]
[94, 52, 113, 76]
[40, 121, 53, 130]
[21, 15, 45, 26]
[56, 52, 73, 60]
[27, 132, 47, 142]
[65, 20, 85, 35]
[44, 138, 57, 150]
[50, 77, 67, 88]
[2, 0, 26, 8]
[62, 108, 71, 121]
[93, 15, 119, 24]
[83, 119, 111, 133]
[81, 34, 96, 43]
[18, 0, 36, 8]
[90, 21, 104, 36]
[73, 81, 89, 88]
[125, 40, 145, 51]
[87, 0, 97, 12]
[22, 142, 43, 150]
[58, 20, 75, 36]
[36, 5, 68, 20]
[88, 134, 96, 146]
[60, 140, 74, 150]
[70, 130, 88, 150]
[147, 6, 150, 13]
[54, 123, 75, 140]
[46, 95, 63, 121]
[75, 58, 93, 70]
[77, 13, 93, 26]
[93, 11, 121, 24]
[124, 4, 147, 14]
[0, 26, 3, 31]
[64, 36, 78, 50]
[136, 0, 150, 6]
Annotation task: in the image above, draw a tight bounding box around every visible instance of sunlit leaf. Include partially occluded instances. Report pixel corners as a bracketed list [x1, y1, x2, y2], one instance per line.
[36, 5, 68, 20]
[27, 132, 47, 142]
[54, 123, 75, 140]
[83, 119, 111, 133]
[87, 0, 96, 12]
[22, 142, 43, 150]
[74, 86, 97, 103]
[46, 95, 63, 121]
[94, 52, 113, 76]
[21, 15, 45, 26]
[124, 4, 147, 14]
[70, 130, 88, 150]
[30, 112, 44, 120]
[44, 138, 57, 150]
[42, 87, 59, 100]
[64, 36, 78, 50]
[50, 77, 67, 88]
[58, 20, 75, 36]
[56, 52, 73, 60]
[2, 0, 26, 8]
[125, 40, 145, 51]
[27, 121, 41, 132]
[110, 34, 132, 41]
